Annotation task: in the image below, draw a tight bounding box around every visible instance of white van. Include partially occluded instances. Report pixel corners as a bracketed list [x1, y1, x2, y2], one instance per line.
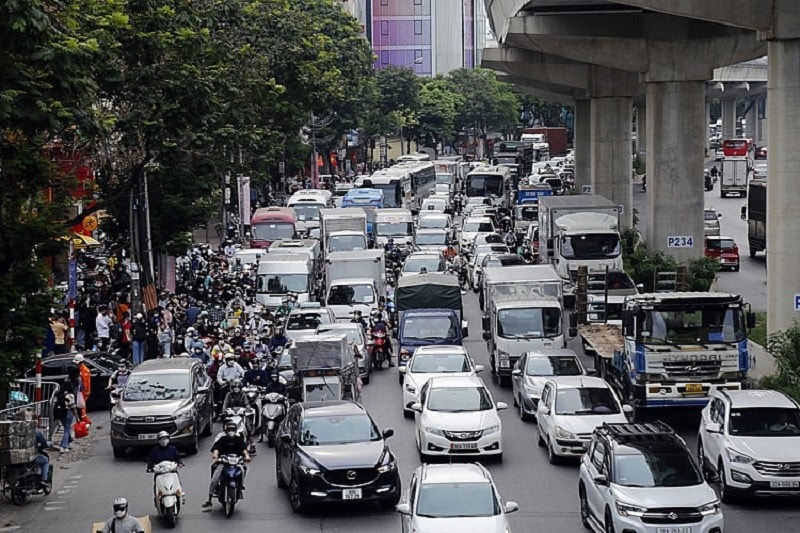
[286, 189, 333, 234]
[256, 253, 314, 309]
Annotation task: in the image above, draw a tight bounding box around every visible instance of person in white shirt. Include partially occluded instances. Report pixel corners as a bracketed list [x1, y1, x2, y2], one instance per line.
[95, 306, 113, 351]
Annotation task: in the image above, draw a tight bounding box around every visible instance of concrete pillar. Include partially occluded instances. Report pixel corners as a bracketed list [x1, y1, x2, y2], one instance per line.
[636, 104, 647, 155]
[574, 98, 591, 193]
[645, 81, 706, 261]
[767, 39, 800, 334]
[591, 96, 633, 229]
[744, 99, 757, 139]
[756, 96, 766, 144]
[721, 98, 736, 139]
[705, 101, 712, 155]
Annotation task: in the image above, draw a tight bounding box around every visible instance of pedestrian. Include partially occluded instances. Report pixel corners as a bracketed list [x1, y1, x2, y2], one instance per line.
[158, 321, 173, 358]
[73, 354, 92, 419]
[52, 376, 79, 452]
[95, 305, 113, 351]
[131, 312, 147, 366]
[49, 312, 69, 355]
[118, 311, 132, 360]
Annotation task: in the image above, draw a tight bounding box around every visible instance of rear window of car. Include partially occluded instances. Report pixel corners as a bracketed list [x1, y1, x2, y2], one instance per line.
[704, 210, 718, 221]
[707, 239, 735, 250]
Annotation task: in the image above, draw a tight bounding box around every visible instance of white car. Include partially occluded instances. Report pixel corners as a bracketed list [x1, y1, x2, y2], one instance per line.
[511, 349, 587, 422]
[467, 244, 509, 291]
[536, 376, 631, 464]
[420, 197, 447, 213]
[401, 252, 446, 277]
[580, 421, 723, 533]
[417, 212, 451, 230]
[412, 375, 507, 461]
[698, 389, 800, 503]
[413, 228, 450, 253]
[459, 217, 495, 252]
[753, 163, 768, 179]
[396, 463, 518, 533]
[284, 305, 336, 341]
[401, 345, 484, 417]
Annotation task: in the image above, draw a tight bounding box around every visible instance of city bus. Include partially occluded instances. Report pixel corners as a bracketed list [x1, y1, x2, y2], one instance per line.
[356, 173, 405, 208]
[341, 188, 385, 209]
[722, 138, 751, 157]
[401, 161, 436, 212]
[250, 206, 298, 249]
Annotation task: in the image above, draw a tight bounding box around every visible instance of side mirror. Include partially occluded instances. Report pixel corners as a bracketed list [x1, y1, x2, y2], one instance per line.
[410, 402, 422, 412]
[481, 315, 490, 331]
[585, 369, 597, 376]
[717, 213, 722, 218]
[539, 405, 550, 416]
[622, 404, 634, 415]
[705, 422, 721, 434]
[395, 503, 411, 515]
[746, 312, 756, 330]
[504, 501, 520, 514]
[382, 428, 395, 439]
[496, 402, 508, 411]
[511, 369, 522, 377]
[475, 365, 484, 373]
[593, 475, 609, 487]
[740, 206, 747, 220]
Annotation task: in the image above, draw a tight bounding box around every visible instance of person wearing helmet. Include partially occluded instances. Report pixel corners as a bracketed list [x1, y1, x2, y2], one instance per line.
[222, 379, 254, 451]
[183, 326, 197, 353]
[350, 310, 368, 331]
[96, 497, 145, 533]
[268, 325, 288, 353]
[216, 353, 245, 386]
[243, 356, 269, 388]
[146, 431, 184, 472]
[107, 362, 130, 390]
[369, 309, 394, 367]
[229, 327, 246, 349]
[443, 242, 458, 262]
[264, 371, 288, 396]
[203, 420, 250, 509]
[210, 336, 232, 361]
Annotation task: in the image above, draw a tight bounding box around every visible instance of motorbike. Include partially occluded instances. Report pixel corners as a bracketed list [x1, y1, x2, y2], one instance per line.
[222, 406, 255, 441]
[370, 330, 390, 370]
[150, 461, 183, 528]
[1, 461, 52, 505]
[242, 385, 262, 436]
[215, 454, 246, 518]
[260, 392, 288, 447]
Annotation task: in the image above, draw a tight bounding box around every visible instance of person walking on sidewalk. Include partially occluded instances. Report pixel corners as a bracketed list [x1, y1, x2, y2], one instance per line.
[131, 313, 147, 365]
[52, 377, 79, 452]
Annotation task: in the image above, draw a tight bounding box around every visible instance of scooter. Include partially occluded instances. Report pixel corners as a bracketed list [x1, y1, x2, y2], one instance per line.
[222, 406, 255, 441]
[261, 392, 288, 447]
[150, 461, 183, 528]
[1, 461, 52, 505]
[215, 454, 246, 518]
[371, 330, 389, 370]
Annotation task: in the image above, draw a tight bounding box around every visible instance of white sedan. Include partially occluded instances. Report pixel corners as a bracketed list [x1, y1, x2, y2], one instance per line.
[401, 345, 483, 417]
[413, 376, 507, 461]
[536, 376, 631, 464]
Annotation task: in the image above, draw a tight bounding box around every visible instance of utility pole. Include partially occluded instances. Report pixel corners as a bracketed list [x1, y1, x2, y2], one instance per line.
[129, 171, 142, 315]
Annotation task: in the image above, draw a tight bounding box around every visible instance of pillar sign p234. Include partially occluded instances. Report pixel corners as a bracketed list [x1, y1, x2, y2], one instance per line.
[667, 236, 694, 248]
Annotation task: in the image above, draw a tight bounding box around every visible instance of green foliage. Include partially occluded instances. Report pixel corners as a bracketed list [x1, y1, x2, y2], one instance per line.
[749, 311, 767, 347]
[684, 257, 720, 291]
[622, 243, 719, 293]
[762, 320, 800, 401]
[447, 68, 520, 136]
[633, 154, 646, 175]
[416, 77, 464, 150]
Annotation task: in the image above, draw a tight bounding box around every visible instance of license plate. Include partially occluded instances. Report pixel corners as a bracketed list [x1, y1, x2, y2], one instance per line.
[684, 383, 703, 393]
[450, 442, 478, 450]
[657, 528, 691, 533]
[342, 488, 362, 500]
[138, 433, 158, 440]
[770, 480, 800, 488]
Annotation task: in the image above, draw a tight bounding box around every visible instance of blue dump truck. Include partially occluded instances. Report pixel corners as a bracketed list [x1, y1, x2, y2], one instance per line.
[514, 183, 553, 237]
[394, 274, 467, 384]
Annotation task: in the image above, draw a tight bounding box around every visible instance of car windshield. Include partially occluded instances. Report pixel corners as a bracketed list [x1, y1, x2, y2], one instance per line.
[516, 205, 538, 221]
[485, 255, 523, 268]
[411, 354, 470, 373]
[287, 313, 324, 331]
[328, 234, 366, 252]
[497, 307, 561, 339]
[427, 386, 493, 412]
[704, 210, 718, 221]
[560, 233, 621, 260]
[729, 407, 800, 436]
[290, 204, 322, 221]
[416, 482, 500, 518]
[415, 232, 447, 246]
[462, 220, 494, 233]
[298, 414, 381, 445]
[403, 257, 443, 273]
[257, 274, 309, 295]
[252, 222, 295, 241]
[327, 284, 375, 305]
[555, 387, 620, 415]
[435, 173, 454, 185]
[706, 239, 736, 251]
[122, 373, 191, 401]
[466, 175, 503, 197]
[402, 317, 457, 341]
[377, 222, 413, 237]
[613, 447, 703, 487]
[640, 307, 746, 344]
[418, 217, 447, 229]
[525, 356, 582, 376]
[317, 326, 363, 345]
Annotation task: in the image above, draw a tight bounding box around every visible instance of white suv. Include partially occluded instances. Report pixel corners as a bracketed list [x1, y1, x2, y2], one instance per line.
[579, 421, 722, 533]
[698, 389, 800, 503]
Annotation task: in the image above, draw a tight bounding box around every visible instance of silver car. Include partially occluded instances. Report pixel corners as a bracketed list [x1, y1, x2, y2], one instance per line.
[704, 208, 721, 236]
[110, 358, 214, 458]
[511, 349, 587, 422]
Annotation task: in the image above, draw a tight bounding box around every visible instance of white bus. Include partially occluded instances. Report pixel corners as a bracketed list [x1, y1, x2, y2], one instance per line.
[356, 171, 407, 208]
[465, 165, 510, 208]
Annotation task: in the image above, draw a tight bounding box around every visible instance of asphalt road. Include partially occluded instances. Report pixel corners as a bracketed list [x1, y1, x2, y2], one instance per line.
[8, 287, 796, 532]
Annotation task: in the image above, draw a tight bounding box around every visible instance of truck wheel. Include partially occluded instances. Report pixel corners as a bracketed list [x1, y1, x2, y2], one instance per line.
[749, 248, 757, 258]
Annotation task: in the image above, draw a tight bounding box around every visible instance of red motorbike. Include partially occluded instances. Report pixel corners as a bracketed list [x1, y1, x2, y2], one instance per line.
[370, 330, 390, 370]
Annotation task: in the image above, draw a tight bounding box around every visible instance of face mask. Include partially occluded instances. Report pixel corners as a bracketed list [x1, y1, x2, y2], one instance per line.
[226, 361, 233, 367]
[233, 387, 241, 393]
[226, 431, 236, 438]
[114, 510, 126, 519]
[159, 438, 169, 447]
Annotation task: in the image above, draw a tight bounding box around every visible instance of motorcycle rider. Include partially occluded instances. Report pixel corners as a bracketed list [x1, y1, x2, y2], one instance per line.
[229, 327, 246, 349]
[107, 362, 131, 391]
[443, 242, 458, 262]
[210, 336, 232, 361]
[146, 431, 184, 472]
[264, 371, 289, 396]
[34, 428, 50, 490]
[369, 310, 394, 367]
[222, 379, 256, 454]
[350, 310, 368, 332]
[247, 311, 268, 333]
[95, 497, 146, 533]
[201, 420, 250, 509]
[217, 353, 245, 386]
[268, 325, 289, 353]
[243, 356, 270, 388]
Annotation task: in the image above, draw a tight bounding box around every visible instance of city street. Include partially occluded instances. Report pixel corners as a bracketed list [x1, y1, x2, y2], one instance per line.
[7, 288, 795, 533]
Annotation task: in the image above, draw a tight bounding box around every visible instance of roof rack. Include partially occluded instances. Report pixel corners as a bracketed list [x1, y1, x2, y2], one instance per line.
[600, 421, 677, 443]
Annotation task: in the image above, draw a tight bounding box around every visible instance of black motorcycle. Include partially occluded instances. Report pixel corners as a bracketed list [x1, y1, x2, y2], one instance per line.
[214, 454, 246, 518]
[1, 461, 52, 505]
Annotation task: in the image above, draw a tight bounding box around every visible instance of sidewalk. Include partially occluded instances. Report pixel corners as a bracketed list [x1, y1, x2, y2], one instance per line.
[747, 339, 777, 385]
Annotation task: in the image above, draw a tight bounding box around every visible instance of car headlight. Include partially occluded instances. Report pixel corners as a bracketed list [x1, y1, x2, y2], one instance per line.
[523, 381, 541, 396]
[698, 500, 721, 516]
[405, 383, 417, 394]
[498, 350, 510, 367]
[112, 412, 127, 423]
[377, 461, 397, 473]
[726, 447, 754, 464]
[423, 426, 445, 437]
[555, 426, 576, 440]
[175, 409, 195, 422]
[297, 464, 321, 476]
[616, 501, 647, 517]
[483, 424, 500, 436]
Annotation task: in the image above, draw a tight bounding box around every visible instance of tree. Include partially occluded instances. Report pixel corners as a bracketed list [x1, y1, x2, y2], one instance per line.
[416, 77, 464, 153]
[362, 67, 421, 153]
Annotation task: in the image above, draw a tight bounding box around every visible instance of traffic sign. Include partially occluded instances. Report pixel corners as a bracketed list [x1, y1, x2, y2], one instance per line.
[667, 236, 694, 248]
[581, 185, 592, 194]
[81, 214, 98, 232]
[794, 294, 800, 312]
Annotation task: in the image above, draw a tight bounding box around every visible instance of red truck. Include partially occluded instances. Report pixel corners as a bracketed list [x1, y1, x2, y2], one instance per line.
[521, 127, 568, 157]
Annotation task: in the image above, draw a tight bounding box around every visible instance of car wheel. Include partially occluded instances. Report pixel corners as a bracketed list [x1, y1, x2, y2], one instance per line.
[697, 439, 710, 479]
[537, 427, 546, 448]
[201, 415, 213, 437]
[398, 373, 404, 386]
[276, 455, 287, 489]
[112, 445, 125, 459]
[362, 373, 370, 385]
[289, 474, 307, 513]
[403, 408, 413, 419]
[733, 264, 740, 272]
[604, 508, 616, 533]
[379, 480, 402, 509]
[186, 428, 199, 455]
[518, 397, 531, 422]
[718, 459, 738, 504]
[547, 437, 560, 465]
[579, 484, 591, 529]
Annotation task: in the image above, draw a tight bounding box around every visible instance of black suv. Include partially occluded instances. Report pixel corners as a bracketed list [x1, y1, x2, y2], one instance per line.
[275, 400, 400, 513]
[578, 422, 722, 533]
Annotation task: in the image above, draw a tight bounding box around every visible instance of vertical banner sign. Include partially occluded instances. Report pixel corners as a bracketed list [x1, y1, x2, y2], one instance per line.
[165, 256, 176, 294]
[379, 136, 388, 165]
[68, 259, 78, 301]
[238, 175, 251, 225]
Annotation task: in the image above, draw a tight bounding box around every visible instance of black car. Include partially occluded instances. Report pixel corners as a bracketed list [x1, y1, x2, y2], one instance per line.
[24, 351, 129, 410]
[275, 401, 400, 513]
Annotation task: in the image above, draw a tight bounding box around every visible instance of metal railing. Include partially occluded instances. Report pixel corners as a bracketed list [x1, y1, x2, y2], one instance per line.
[0, 379, 61, 440]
